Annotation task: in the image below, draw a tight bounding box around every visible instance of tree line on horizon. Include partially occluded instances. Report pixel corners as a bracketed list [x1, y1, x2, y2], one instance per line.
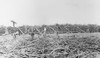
[0, 24, 100, 35]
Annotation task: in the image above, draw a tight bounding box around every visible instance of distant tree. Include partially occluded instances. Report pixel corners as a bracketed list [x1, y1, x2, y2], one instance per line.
[7, 26, 17, 33]
[0, 26, 5, 35]
[87, 24, 98, 33]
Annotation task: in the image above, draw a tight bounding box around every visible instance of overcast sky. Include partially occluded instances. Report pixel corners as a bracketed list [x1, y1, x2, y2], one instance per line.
[0, 0, 100, 26]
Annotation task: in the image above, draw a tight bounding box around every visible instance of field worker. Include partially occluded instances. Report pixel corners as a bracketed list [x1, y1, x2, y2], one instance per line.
[43, 27, 46, 33]
[30, 32, 35, 40]
[11, 20, 17, 27]
[43, 27, 47, 37]
[13, 31, 19, 38]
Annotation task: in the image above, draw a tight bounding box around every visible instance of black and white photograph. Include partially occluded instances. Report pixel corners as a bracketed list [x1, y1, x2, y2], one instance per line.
[0, 0, 100, 58]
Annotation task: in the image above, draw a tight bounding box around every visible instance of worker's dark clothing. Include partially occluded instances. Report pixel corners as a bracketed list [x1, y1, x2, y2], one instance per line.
[29, 32, 35, 39]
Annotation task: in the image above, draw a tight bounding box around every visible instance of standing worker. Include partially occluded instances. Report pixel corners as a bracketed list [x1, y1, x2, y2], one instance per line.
[29, 28, 35, 40]
[11, 20, 17, 27]
[43, 27, 47, 34]
[31, 32, 35, 40]
[11, 20, 17, 38]
[43, 27, 47, 37]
